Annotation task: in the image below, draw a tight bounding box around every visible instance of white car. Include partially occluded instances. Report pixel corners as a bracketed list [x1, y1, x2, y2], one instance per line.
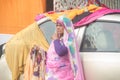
[39, 13, 120, 80]
[75, 14, 120, 80]
[0, 13, 120, 80]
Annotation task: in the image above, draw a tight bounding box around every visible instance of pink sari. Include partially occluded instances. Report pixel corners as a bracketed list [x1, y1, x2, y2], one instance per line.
[46, 16, 84, 80]
[45, 41, 74, 80]
[62, 16, 85, 80]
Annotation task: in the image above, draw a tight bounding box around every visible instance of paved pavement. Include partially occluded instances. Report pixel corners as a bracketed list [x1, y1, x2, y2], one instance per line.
[0, 55, 24, 80]
[0, 55, 12, 80]
[0, 34, 13, 80]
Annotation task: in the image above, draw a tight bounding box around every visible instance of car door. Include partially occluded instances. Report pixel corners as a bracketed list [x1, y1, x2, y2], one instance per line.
[76, 15, 120, 80]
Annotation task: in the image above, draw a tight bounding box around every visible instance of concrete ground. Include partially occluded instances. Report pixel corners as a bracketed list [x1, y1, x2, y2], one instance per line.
[0, 34, 13, 80]
[0, 55, 12, 80]
[0, 55, 24, 80]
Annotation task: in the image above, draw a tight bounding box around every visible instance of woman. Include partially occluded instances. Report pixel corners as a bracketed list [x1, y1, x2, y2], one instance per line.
[45, 16, 74, 80]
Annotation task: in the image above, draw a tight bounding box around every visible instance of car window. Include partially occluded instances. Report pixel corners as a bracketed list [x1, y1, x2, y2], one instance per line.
[39, 20, 56, 44]
[80, 21, 120, 52]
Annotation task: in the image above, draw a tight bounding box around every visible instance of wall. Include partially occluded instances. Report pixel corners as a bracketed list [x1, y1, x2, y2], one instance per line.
[0, 0, 46, 34]
[100, 0, 120, 9]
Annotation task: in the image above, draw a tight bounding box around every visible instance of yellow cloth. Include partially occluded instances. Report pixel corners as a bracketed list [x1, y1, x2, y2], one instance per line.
[5, 22, 49, 80]
[45, 4, 102, 22]
[24, 45, 46, 80]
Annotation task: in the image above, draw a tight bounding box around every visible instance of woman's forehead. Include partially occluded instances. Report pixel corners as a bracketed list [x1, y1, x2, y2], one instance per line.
[56, 23, 62, 26]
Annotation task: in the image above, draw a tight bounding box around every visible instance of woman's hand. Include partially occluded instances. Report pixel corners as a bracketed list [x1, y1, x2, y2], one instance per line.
[51, 33, 58, 40]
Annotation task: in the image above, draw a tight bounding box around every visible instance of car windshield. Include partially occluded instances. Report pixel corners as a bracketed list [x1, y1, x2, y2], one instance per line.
[39, 20, 56, 44]
[80, 21, 120, 52]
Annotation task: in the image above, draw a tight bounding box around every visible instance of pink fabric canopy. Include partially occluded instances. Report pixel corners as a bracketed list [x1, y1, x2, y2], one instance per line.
[74, 8, 120, 28]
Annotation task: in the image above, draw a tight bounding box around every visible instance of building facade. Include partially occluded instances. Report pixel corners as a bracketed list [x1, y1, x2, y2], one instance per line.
[100, 0, 120, 9]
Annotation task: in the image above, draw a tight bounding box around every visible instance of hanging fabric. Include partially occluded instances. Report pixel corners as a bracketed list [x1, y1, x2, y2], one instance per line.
[24, 45, 46, 80]
[58, 15, 85, 80]
[87, 0, 108, 8]
[74, 7, 120, 28]
[5, 22, 49, 80]
[53, 0, 88, 12]
[53, 0, 108, 12]
[95, 0, 108, 8]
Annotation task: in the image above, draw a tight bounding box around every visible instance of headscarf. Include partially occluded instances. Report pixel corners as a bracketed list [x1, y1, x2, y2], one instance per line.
[56, 15, 85, 80]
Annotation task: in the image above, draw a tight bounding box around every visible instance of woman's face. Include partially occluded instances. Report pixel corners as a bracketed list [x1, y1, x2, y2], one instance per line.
[56, 23, 64, 35]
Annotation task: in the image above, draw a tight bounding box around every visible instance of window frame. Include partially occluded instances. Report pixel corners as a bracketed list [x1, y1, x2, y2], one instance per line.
[79, 20, 120, 52]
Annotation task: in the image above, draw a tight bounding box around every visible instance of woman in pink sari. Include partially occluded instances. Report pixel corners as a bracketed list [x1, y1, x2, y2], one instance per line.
[45, 16, 74, 80]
